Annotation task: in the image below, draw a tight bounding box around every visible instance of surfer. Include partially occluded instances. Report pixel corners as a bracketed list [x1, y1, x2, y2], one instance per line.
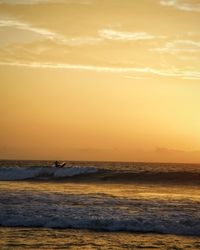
[54, 161, 66, 168]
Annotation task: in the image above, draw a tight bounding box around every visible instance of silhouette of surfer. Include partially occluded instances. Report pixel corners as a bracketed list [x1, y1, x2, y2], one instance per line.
[54, 161, 66, 168]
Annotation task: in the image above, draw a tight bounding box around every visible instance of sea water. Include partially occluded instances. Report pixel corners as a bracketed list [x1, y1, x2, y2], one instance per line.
[0, 160, 200, 249]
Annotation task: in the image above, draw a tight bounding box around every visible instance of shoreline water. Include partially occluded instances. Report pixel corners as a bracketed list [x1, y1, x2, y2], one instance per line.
[1, 227, 200, 250]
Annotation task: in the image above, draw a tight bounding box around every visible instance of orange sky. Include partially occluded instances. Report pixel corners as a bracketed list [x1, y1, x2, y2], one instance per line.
[0, 0, 200, 163]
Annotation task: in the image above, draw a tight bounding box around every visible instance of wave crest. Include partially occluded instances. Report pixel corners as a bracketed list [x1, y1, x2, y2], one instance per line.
[0, 166, 97, 181]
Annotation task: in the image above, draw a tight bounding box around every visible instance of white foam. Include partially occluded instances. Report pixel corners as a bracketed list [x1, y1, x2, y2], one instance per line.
[54, 166, 97, 177]
[0, 191, 199, 236]
[0, 166, 97, 180]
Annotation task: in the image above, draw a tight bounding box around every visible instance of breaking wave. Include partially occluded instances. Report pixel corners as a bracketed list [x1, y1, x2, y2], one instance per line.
[0, 161, 200, 237]
[0, 165, 200, 185]
[0, 166, 97, 181]
[1, 216, 200, 236]
[0, 192, 200, 236]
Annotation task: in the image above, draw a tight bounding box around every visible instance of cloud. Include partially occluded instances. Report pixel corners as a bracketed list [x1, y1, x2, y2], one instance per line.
[0, 19, 59, 39]
[0, 60, 199, 80]
[0, 18, 102, 46]
[160, 0, 200, 12]
[155, 147, 183, 154]
[124, 75, 145, 80]
[0, 0, 93, 5]
[151, 40, 200, 53]
[155, 147, 200, 161]
[0, 18, 164, 47]
[0, 18, 163, 47]
[60, 37, 103, 46]
[99, 29, 155, 41]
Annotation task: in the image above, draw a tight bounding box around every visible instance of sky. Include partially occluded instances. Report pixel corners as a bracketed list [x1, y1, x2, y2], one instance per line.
[0, 0, 200, 163]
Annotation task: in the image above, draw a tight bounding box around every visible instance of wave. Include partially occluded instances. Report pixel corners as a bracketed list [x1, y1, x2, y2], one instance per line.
[0, 166, 97, 181]
[96, 171, 200, 185]
[0, 164, 200, 185]
[0, 194, 199, 236]
[1, 216, 200, 236]
[0, 163, 200, 236]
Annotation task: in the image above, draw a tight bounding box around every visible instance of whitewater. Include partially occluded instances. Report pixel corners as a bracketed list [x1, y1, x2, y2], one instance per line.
[1, 160, 200, 249]
[0, 165, 97, 180]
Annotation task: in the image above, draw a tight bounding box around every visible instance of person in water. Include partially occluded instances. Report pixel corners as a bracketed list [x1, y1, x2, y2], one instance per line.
[54, 161, 59, 168]
[54, 161, 66, 168]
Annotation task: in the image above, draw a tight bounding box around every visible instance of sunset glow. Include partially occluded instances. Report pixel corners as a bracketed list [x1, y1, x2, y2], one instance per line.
[1, 0, 200, 162]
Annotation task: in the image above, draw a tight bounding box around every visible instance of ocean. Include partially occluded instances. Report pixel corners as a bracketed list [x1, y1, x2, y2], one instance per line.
[0, 160, 200, 249]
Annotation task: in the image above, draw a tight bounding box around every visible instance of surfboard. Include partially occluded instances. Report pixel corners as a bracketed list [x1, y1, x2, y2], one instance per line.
[59, 162, 66, 168]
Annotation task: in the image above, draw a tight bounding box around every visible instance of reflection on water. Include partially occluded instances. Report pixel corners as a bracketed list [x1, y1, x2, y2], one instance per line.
[1, 227, 200, 250]
[0, 181, 200, 201]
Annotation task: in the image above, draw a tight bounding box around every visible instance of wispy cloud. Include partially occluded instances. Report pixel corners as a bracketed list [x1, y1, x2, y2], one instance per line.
[99, 29, 155, 41]
[0, 0, 93, 5]
[60, 37, 103, 46]
[124, 75, 145, 80]
[160, 0, 200, 12]
[0, 60, 199, 80]
[151, 40, 200, 53]
[0, 18, 164, 46]
[0, 18, 102, 46]
[0, 19, 59, 39]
